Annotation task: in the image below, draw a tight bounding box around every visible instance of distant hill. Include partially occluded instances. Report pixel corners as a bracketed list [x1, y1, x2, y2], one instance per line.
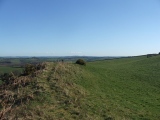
[0, 55, 160, 119]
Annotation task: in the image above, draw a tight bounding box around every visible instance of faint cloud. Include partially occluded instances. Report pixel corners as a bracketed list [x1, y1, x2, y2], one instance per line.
[70, 52, 82, 55]
[33, 52, 55, 56]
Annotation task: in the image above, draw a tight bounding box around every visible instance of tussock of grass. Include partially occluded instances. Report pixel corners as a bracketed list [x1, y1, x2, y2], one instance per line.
[0, 63, 47, 119]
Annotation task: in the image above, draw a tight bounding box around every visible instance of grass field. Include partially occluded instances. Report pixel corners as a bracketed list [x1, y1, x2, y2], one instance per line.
[75, 55, 160, 119]
[0, 66, 23, 74]
[1, 56, 160, 119]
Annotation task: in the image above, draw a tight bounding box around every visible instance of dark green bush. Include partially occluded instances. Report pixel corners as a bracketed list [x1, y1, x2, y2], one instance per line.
[75, 59, 86, 66]
[23, 63, 46, 75]
[0, 73, 15, 85]
[23, 64, 36, 75]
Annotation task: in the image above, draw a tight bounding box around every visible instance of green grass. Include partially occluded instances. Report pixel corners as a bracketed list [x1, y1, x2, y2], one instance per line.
[1, 56, 160, 119]
[0, 62, 97, 119]
[75, 56, 160, 119]
[0, 66, 23, 74]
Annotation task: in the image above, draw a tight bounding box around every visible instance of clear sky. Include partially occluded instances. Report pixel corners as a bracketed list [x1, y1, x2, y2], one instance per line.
[0, 0, 160, 56]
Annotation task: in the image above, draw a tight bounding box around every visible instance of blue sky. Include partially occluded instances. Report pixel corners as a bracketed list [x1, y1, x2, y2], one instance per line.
[0, 0, 160, 56]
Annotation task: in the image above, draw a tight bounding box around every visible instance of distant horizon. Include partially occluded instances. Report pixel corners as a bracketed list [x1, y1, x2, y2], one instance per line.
[0, 52, 159, 57]
[0, 53, 158, 58]
[0, 55, 125, 57]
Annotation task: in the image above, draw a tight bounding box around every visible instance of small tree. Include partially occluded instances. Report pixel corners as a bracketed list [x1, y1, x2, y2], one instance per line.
[75, 59, 86, 66]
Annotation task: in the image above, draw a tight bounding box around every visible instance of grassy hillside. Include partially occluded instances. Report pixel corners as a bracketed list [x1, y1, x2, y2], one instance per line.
[0, 62, 100, 120]
[76, 55, 160, 119]
[0, 56, 160, 119]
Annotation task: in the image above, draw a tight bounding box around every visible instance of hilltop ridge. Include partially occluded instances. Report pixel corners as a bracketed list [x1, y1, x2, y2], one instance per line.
[0, 55, 160, 119]
[0, 62, 110, 119]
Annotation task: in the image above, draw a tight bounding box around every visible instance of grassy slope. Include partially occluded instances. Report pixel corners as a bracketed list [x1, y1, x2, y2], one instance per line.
[27, 62, 94, 120]
[1, 62, 102, 120]
[76, 56, 160, 119]
[1, 56, 160, 119]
